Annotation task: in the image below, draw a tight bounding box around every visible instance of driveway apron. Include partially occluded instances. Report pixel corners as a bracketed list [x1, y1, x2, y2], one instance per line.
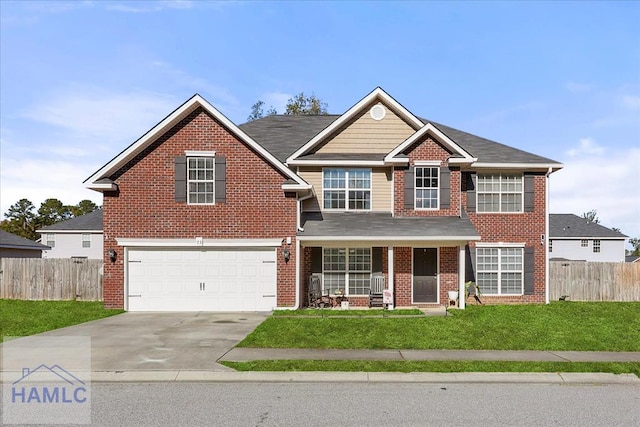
[13, 312, 268, 372]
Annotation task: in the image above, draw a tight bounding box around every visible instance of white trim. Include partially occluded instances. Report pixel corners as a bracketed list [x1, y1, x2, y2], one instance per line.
[387, 246, 394, 310]
[85, 94, 308, 190]
[36, 229, 103, 234]
[545, 167, 551, 304]
[115, 238, 282, 247]
[281, 183, 312, 191]
[287, 159, 386, 167]
[321, 168, 372, 211]
[414, 165, 440, 211]
[475, 242, 526, 248]
[548, 236, 626, 241]
[385, 123, 475, 163]
[286, 87, 424, 163]
[448, 157, 477, 165]
[414, 160, 441, 166]
[472, 162, 564, 170]
[86, 182, 118, 191]
[458, 245, 466, 309]
[185, 150, 216, 157]
[475, 246, 525, 296]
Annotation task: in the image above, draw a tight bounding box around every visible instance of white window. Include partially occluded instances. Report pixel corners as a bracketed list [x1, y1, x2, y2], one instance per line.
[477, 173, 523, 213]
[581, 239, 588, 247]
[415, 166, 439, 209]
[476, 247, 523, 295]
[187, 157, 215, 204]
[323, 247, 371, 295]
[593, 240, 601, 253]
[323, 169, 371, 210]
[549, 240, 553, 253]
[82, 233, 91, 248]
[46, 234, 55, 248]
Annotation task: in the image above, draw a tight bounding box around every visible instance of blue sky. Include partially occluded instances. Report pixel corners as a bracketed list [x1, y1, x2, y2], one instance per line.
[1, 1, 639, 244]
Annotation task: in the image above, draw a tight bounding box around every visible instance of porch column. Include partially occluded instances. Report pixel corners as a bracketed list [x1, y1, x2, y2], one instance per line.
[458, 244, 466, 309]
[387, 246, 394, 310]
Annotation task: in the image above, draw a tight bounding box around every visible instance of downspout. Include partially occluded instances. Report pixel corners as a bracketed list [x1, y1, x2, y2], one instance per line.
[545, 167, 552, 304]
[281, 191, 314, 311]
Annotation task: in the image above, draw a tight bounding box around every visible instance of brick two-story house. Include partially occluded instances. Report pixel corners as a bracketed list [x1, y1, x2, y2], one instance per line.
[86, 87, 562, 311]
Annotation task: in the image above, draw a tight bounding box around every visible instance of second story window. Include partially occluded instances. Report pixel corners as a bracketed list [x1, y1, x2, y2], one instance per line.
[46, 234, 55, 248]
[415, 166, 439, 209]
[188, 157, 215, 204]
[593, 240, 601, 253]
[82, 233, 91, 248]
[477, 173, 523, 213]
[323, 168, 371, 210]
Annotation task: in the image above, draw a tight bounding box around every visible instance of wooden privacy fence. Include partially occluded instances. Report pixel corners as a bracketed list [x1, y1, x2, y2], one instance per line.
[550, 261, 640, 301]
[0, 258, 103, 301]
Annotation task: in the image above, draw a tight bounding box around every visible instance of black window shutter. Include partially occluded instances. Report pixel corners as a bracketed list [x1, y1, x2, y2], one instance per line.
[404, 167, 414, 209]
[311, 247, 322, 273]
[215, 156, 226, 203]
[524, 173, 534, 212]
[465, 245, 476, 283]
[466, 172, 476, 213]
[372, 247, 383, 273]
[175, 156, 187, 203]
[524, 247, 535, 295]
[440, 167, 450, 209]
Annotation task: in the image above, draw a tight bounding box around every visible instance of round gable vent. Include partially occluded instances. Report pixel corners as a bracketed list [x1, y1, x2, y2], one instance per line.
[369, 104, 386, 121]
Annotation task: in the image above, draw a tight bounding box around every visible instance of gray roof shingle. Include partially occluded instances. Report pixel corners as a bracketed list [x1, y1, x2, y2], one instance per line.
[0, 230, 50, 250]
[238, 114, 561, 165]
[38, 209, 103, 232]
[550, 214, 628, 239]
[299, 212, 480, 239]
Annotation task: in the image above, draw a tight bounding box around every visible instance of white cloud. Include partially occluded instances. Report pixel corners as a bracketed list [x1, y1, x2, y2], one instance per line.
[262, 91, 293, 114]
[550, 140, 640, 244]
[565, 81, 593, 93]
[0, 157, 103, 217]
[621, 94, 640, 110]
[565, 137, 605, 157]
[106, 1, 194, 13]
[21, 86, 178, 143]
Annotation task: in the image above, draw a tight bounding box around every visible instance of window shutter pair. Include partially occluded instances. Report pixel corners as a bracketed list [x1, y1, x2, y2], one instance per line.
[466, 172, 535, 212]
[174, 156, 226, 203]
[404, 166, 450, 209]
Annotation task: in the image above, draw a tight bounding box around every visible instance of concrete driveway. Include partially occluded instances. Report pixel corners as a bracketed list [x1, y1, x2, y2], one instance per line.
[20, 312, 269, 372]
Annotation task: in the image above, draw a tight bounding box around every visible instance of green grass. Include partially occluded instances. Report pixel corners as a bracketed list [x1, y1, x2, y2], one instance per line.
[222, 360, 640, 377]
[0, 299, 124, 342]
[239, 302, 640, 351]
[272, 309, 424, 317]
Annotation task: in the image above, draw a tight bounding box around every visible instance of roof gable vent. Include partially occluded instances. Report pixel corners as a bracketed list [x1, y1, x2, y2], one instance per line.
[369, 104, 386, 121]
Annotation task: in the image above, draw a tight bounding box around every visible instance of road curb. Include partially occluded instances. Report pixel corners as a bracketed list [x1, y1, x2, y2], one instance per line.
[88, 371, 640, 385]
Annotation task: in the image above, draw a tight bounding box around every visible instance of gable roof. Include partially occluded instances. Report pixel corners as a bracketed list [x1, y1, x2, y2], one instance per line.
[239, 89, 562, 169]
[550, 214, 628, 239]
[286, 87, 426, 163]
[37, 209, 103, 233]
[85, 94, 310, 191]
[0, 230, 50, 251]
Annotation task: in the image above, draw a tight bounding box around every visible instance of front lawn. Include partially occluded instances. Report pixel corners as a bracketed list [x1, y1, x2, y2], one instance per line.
[223, 360, 640, 377]
[0, 300, 124, 342]
[239, 302, 640, 351]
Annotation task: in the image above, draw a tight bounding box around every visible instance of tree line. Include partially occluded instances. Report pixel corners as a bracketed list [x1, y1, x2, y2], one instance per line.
[1, 198, 99, 241]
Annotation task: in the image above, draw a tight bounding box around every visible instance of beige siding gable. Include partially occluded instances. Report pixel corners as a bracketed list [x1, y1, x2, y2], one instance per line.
[315, 102, 417, 154]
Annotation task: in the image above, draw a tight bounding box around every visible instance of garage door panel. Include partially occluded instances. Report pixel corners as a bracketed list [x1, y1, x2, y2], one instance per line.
[127, 248, 277, 311]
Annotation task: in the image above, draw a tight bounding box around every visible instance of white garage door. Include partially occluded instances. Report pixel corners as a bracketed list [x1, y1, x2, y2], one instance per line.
[127, 248, 277, 312]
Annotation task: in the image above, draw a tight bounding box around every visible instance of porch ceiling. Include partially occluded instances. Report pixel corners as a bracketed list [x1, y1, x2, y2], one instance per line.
[298, 212, 480, 243]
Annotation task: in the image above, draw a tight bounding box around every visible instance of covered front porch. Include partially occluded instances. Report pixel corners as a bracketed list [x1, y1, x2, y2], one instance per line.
[297, 212, 481, 309]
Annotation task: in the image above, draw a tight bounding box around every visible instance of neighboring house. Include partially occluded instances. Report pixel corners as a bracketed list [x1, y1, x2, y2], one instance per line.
[85, 87, 563, 311]
[0, 230, 50, 258]
[549, 214, 628, 262]
[626, 255, 640, 263]
[36, 210, 103, 259]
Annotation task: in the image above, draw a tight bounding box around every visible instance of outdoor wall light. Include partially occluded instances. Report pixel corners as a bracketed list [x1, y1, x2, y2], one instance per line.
[283, 247, 291, 263]
[108, 248, 117, 262]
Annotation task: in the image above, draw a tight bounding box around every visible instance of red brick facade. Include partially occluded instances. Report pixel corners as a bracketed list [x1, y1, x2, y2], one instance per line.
[102, 107, 298, 308]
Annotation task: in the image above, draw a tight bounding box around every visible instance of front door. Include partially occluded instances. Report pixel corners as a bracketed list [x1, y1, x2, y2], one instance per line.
[413, 248, 438, 303]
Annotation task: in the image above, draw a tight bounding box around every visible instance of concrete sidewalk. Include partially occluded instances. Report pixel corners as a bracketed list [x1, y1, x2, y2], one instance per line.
[220, 348, 640, 363]
[87, 371, 640, 385]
